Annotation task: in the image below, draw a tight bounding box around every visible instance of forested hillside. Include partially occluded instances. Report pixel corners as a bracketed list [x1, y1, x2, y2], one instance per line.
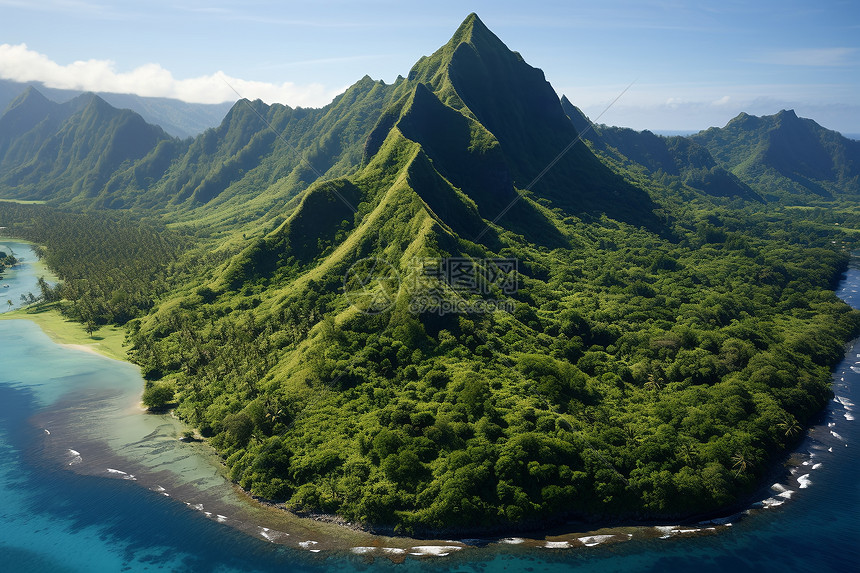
[0, 202, 187, 326]
[0, 89, 171, 203]
[690, 109, 860, 201]
[1, 13, 859, 536]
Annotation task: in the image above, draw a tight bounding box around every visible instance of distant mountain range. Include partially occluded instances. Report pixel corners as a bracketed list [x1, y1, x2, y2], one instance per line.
[0, 87, 172, 203]
[562, 97, 763, 202]
[2, 65, 856, 214]
[0, 78, 234, 139]
[563, 100, 859, 203]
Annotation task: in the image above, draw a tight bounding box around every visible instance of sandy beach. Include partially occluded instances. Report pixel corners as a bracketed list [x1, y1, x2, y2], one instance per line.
[60, 342, 112, 358]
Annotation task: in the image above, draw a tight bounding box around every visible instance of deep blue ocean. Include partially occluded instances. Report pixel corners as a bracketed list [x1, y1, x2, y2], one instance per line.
[1, 239, 858, 572]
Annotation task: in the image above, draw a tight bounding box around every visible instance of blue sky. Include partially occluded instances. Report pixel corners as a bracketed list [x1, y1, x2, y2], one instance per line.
[0, 0, 858, 133]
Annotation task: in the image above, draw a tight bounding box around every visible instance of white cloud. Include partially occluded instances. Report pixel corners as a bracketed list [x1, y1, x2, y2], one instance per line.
[0, 43, 341, 107]
[712, 95, 731, 106]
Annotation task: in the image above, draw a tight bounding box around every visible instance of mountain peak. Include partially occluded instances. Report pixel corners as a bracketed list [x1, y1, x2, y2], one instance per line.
[692, 108, 859, 198]
[725, 111, 760, 131]
[449, 13, 492, 44]
[408, 13, 515, 87]
[404, 14, 658, 229]
[447, 13, 516, 64]
[0, 86, 60, 157]
[4, 85, 52, 114]
[774, 109, 801, 126]
[68, 91, 102, 108]
[20, 84, 47, 100]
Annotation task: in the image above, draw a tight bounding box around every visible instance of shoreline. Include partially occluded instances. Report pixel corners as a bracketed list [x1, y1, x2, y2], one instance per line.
[2, 306, 846, 546]
[59, 342, 113, 358]
[235, 392, 843, 549]
[0, 237, 120, 361]
[0, 235, 59, 284]
[1, 239, 854, 550]
[3, 316, 806, 559]
[0, 307, 128, 362]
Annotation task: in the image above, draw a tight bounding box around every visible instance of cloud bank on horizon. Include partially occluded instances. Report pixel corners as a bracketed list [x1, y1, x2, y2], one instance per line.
[4, 41, 856, 136]
[0, 43, 342, 107]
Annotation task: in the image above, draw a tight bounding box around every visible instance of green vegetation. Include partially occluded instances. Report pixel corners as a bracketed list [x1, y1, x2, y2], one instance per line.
[690, 109, 860, 202]
[0, 249, 17, 278]
[142, 380, 176, 410]
[561, 96, 760, 202]
[125, 198, 860, 533]
[0, 202, 187, 327]
[1, 13, 859, 536]
[0, 90, 171, 204]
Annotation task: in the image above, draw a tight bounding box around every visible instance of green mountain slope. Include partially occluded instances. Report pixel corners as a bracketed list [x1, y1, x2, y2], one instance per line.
[0, 87, 90, 170]
[691, 109, 860, 201]
[97, 75, 411, 229]
[0, 91, 171, 202]
[107, 14, 860, 536]
[408, 15, 659, 231]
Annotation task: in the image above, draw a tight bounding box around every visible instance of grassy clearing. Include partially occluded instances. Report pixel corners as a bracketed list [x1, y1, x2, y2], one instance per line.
[0, 303, 128, 361]
[0, 199, 47, 205]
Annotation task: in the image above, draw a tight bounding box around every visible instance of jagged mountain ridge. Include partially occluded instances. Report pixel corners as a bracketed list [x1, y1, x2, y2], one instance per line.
[561, 96, 762, 201]
[200, 12, 666, 304]
[127, 11, 670, 425]
[0, 13, 662, 241]
[690, 109, 860, 200]
[100, 74, 412, 225]
[0, 78, 234, 139]
[407, 15, 658, 230]
[0, 88, 171, 202]
[0, 87, 90, 168]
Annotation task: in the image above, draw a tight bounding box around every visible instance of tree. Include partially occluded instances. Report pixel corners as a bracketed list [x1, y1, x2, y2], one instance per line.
[777, 414, 802, 438]
[731, 451, 752, 478]
[37, 276, 55, 303]
[142, 382, 175, 410]
[676, 440, 698, 466]
[644, 373, 664, 394]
